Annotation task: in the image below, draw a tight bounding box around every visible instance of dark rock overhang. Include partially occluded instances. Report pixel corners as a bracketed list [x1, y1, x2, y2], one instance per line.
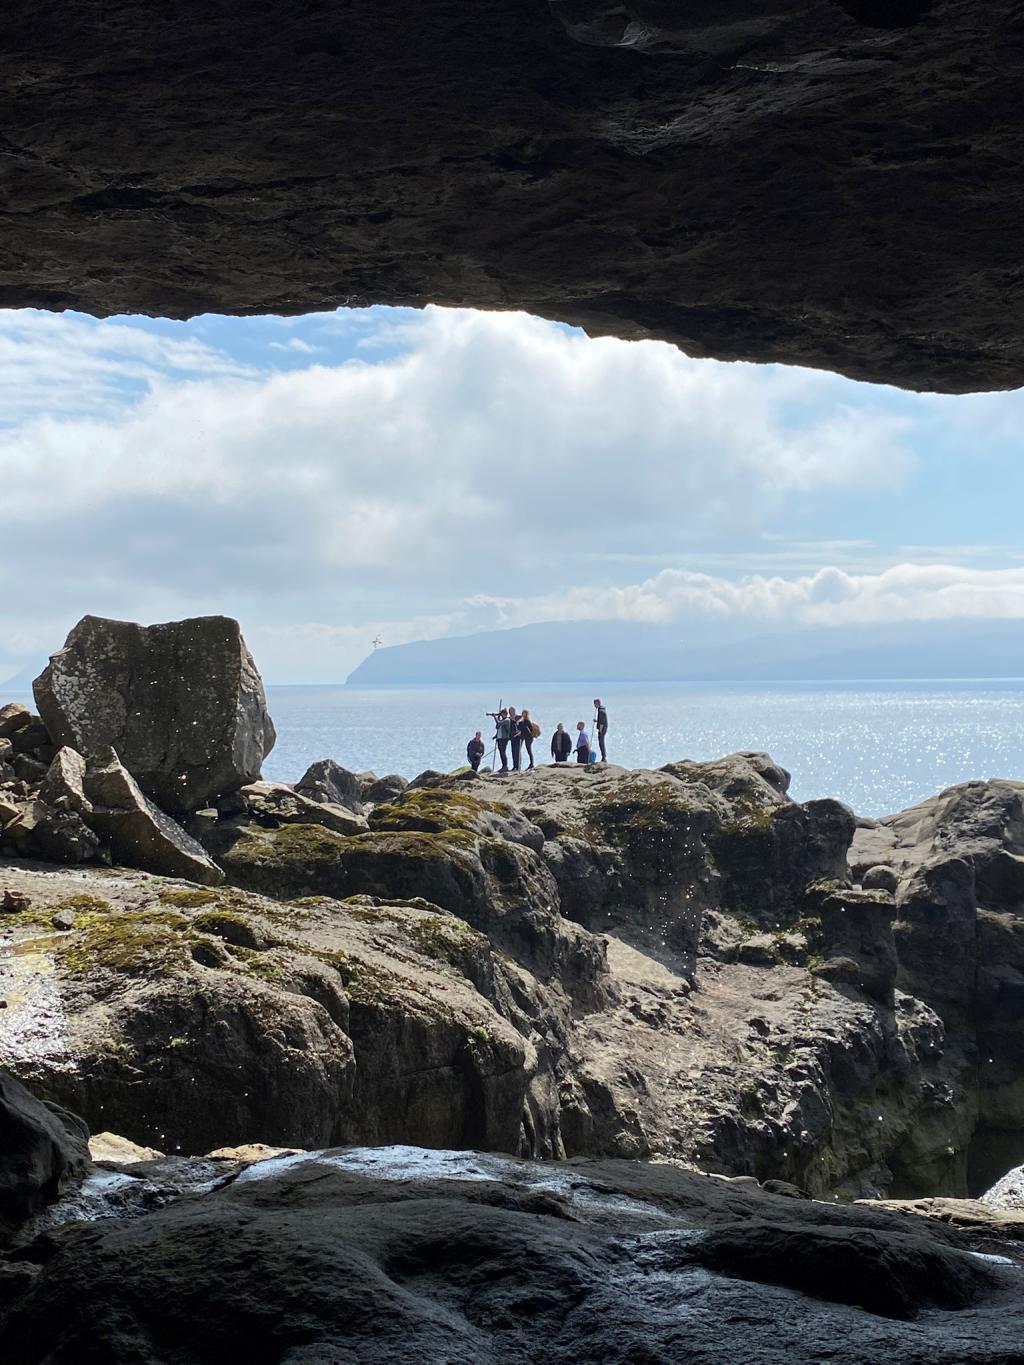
[1, 0, 1021, 391]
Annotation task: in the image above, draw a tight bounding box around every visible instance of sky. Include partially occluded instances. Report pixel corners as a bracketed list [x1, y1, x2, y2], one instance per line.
[2, 303, 1024, 684]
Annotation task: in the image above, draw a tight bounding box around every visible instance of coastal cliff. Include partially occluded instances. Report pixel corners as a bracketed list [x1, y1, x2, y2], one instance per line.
[2, 615, 1024, 1361]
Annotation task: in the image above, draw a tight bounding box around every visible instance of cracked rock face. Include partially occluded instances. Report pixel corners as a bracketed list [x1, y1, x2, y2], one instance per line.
[1, 0, 1023, 390]
[33, 615, 275, 816]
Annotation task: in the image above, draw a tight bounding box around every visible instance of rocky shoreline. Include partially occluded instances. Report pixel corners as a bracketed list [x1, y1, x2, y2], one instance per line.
[2, 614, 1024, 1360]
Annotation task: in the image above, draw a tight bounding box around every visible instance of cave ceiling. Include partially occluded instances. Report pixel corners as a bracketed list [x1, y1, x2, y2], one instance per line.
[1, 1, 1022, 391]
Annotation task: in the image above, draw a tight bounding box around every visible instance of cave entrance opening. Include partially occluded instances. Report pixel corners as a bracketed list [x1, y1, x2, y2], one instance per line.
[966, 1126, 1024, 1200]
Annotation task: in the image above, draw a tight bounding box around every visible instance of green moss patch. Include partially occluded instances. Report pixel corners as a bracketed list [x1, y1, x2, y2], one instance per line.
[158, 888, 221, 908]
[368, 786, 498, 836]
[319, 948, 434, 1012]
[191, 909, 264, 949]
[50, 893, 114, 915]
[56, 910, 192, 975]
[405, 913, 484, 972]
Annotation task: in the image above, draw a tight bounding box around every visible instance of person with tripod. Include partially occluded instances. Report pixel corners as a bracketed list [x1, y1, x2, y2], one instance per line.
[593, 698, 609, 762]
[488, 708, 512, 774]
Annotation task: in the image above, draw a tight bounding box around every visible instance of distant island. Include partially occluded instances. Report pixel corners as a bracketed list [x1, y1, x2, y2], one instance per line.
[346, 617, 1024, 686]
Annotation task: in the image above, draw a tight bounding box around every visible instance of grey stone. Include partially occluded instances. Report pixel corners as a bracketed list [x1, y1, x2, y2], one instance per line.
[31, 805, 101, 865]
[983, 1164, 1024, 1211]
[9, 718, 50, 755]
[240, 781, 368, 836]
[12, 754, 46, 785]
[0, 704, 31, 740]
[407, 769, 449, 791]
[295, 759, 364, 814]
[34, 614, 276, 814]
[362, 773, 409, 804]
[83, 747, 225, 885]
[38, 747, 92, 815]
[51, 909, 76, 931]
[862, 864, 899, 893]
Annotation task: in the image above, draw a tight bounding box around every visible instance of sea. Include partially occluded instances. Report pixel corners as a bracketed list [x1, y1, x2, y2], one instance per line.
[261, 679, 1024, 820]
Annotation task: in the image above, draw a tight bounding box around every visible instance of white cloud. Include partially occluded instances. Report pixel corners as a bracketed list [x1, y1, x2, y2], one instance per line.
[470, 562, 1024, 630]
[0, 310, 252, 425]
[269, 337, 324, 355]
[0, 304, 1017, 682]
[0, 306, 913, 584]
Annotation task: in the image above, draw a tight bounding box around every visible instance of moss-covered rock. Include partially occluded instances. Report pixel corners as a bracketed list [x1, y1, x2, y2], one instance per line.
[214, 821, 608, 1009]
[0, 866, 550, 1159]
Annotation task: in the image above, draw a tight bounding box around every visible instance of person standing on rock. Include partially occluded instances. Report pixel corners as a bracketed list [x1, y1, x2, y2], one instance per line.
[509, 708, 523, 772]
[467, 731, 486, 772]
[593, 698, 609, 762]
[519, 708, 538, 770]
[489, 709, 511, 774]
[551, 723, 572, 764]
[575, 721, 590, 764]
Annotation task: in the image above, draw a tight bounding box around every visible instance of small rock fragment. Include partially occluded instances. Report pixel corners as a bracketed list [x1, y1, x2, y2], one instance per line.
[0, 703, 32, 739]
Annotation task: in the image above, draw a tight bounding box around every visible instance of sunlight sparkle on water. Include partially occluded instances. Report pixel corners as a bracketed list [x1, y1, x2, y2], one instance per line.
[262, 679, 1024, 819]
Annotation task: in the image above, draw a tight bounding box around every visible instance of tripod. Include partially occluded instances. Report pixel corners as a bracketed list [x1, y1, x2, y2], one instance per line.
[487, 698, 503, 774]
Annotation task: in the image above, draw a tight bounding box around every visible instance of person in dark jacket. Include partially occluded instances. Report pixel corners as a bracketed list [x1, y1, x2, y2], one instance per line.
[519, 708, 537, 770]
[467, 731, 486, 772]
[593, 698, 609, 761]
[508, 707, 522, 771]
[551, 723, 571, 763]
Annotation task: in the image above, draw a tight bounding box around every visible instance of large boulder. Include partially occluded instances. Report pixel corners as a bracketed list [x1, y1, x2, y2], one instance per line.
[0, 1072, 89, 1246]
[33, 615, 275, 814]
[83, 747, 225, 886]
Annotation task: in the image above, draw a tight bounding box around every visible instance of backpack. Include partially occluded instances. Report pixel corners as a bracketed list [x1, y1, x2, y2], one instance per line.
[531, 722, 541, 738]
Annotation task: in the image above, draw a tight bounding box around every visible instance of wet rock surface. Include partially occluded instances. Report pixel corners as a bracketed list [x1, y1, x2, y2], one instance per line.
[1, 1146, 1022, 1364]
[0, 1071, 89, 1247]
[2, 2, 1024, 390]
